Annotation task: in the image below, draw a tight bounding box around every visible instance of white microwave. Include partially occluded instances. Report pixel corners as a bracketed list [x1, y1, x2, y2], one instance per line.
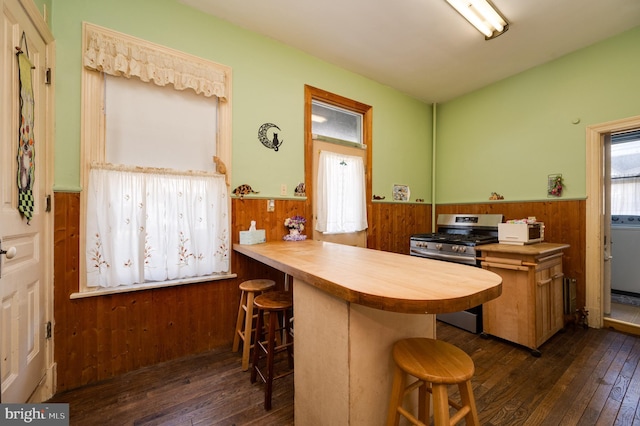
[498, 222, 544, 245]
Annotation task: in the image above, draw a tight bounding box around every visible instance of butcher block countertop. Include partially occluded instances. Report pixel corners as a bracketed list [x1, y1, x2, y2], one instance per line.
[479, 242, 570, 256]
[234, 240, 502, 314]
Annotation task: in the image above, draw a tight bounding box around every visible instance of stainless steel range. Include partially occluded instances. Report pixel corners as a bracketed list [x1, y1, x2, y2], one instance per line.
[410, 213, 503, 333]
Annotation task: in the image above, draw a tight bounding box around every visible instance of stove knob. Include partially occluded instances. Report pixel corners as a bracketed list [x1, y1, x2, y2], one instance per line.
[435, 243, 442, 250]
[458, 246, 466, 253]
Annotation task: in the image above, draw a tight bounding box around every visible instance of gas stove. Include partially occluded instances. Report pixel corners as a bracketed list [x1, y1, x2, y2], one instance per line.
[410, 214, 503, 266]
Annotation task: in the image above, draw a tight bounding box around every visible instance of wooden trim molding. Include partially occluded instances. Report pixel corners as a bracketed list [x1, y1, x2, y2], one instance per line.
[585, 115, 640, 328]
[304, 85, 372, 235]
[78, 23, 233, 294]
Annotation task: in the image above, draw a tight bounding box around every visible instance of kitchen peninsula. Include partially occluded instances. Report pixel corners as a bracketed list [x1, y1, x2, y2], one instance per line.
[234, 240, 502, 425]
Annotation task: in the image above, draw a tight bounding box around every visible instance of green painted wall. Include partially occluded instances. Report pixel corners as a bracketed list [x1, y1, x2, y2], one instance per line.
[49, 1, 640, 204]
[49, 0, 432, 202]
[436, 26, 640, 204]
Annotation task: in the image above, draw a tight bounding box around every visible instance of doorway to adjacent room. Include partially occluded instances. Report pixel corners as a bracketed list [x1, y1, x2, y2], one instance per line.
[606, 131, 640, 329]
[586, 115, 640, 335]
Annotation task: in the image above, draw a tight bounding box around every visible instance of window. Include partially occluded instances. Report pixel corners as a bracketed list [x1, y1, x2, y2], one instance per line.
[312, 101, 367, 234]
[77, 23, 233, 296]
[315, 150, 367, 234]
[611, 131, 640, 215]
[312, 100, 367, 234]
[312, 100, 363, 145]
[305, 91, 371, 244]
[104, 75, 218, 170]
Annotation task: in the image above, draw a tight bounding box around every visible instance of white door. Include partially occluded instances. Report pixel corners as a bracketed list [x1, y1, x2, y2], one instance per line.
[1, 0, 51, 403]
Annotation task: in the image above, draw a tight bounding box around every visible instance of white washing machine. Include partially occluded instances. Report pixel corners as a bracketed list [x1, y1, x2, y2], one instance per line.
[611, 215, 640, 295]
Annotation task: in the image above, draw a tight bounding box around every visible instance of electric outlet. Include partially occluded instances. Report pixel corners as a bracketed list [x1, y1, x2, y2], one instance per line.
[267, 199, 275, 212]
[280, 184, 287, 196]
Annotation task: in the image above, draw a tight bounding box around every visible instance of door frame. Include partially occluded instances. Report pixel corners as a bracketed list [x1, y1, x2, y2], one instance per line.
[586, 114, 640, 329]
[303, 85, 372, 243]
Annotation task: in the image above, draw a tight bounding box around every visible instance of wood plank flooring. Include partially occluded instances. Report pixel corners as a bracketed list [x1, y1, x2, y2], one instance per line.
[48, 321, 640, 425]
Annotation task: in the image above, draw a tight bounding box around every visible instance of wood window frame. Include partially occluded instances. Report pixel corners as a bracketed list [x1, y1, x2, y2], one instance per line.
[76, 23, 233, 297]
[304, 85, 372, 241]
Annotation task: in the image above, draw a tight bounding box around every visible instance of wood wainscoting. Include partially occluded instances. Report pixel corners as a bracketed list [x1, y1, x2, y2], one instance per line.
[53, 193, 584, 392]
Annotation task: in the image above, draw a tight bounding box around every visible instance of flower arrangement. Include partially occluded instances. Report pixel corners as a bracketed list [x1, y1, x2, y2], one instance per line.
[548, 174, 564, 197]
[283, 215, 307, 241]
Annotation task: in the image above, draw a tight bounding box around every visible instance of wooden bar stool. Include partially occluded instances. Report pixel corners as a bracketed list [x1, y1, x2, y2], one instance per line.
[387, 338, 479, 426]
[250, 291, 294, 410]
[233, 279, 276, 371]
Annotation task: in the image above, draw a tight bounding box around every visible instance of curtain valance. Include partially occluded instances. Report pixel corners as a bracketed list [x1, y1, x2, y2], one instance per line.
[83, 24, 227, 99]
[90, 162, 225, 178]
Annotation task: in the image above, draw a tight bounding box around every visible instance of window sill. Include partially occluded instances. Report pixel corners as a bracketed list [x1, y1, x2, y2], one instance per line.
[70, 273, 237, 299]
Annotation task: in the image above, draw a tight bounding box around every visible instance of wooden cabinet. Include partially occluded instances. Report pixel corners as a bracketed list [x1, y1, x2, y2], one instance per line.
[480, 243, 569, 355]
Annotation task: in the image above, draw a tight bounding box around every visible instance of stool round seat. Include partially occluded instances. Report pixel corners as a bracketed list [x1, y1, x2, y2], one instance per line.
[254, 291, 293, 311]
[233, 279, 276, 371]
[387, 338, 479, 426]
[240, 279, 276, 293]
[393, 338, 475, 385]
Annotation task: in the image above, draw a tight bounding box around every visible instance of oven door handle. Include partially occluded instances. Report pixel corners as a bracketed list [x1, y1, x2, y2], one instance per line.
[410, 249, 476, 265]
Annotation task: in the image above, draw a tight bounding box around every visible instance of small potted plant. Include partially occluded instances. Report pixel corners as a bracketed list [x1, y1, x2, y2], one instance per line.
[283, 215, 307, 241]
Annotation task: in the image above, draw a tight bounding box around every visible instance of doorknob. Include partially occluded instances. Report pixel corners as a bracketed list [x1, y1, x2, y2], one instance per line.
[1, 246, 17, 259]
[0, 242, 17, 279]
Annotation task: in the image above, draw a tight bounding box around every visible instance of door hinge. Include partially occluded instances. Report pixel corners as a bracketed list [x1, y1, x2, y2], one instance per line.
[45, 194, 51, 212]
[45, 68, 52, 85]
[46, 321, 52, 339]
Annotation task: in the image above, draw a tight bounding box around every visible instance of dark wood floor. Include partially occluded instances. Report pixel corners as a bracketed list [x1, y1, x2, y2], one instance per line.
[48, 321, 640, 425]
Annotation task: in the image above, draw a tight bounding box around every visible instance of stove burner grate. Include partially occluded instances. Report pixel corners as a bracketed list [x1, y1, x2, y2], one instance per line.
[411, 233, 498, 246]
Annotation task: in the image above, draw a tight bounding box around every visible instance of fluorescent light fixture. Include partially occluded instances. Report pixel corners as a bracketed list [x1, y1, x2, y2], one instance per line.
[446, 0, 509, 40]
[311, 114, 327, 123]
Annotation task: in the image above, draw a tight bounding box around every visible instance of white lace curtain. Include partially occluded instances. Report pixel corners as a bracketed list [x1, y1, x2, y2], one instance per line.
[86, 166, 229, 288]
[83, 24, 227, 99]
[611, 177, 640, 215]
[316, 151, 368, 234]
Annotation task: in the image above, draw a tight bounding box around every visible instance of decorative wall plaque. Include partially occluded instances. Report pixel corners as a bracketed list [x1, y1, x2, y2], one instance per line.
[258, 123, 284, 151]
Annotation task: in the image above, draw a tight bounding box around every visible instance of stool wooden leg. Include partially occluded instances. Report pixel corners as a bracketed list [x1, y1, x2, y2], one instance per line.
[418, 382, 429, 424]
[459, 381, 480, 426]
[386, 365, 406, 426]
[431, 384, 450, 426]
[241, 291, 256, 371]
[264, 310, 278, 410]
[232, 290, 246, 352]
[285, 309, 294, 369]
[250, 307, 264, 385]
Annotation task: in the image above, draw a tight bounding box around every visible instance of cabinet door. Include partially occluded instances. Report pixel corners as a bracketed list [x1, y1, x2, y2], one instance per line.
[483, 263, 534, 347]
[535, 260, 564, 346]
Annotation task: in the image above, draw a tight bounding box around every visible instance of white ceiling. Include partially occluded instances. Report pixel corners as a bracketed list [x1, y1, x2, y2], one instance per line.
[179, 0, 640, 103]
